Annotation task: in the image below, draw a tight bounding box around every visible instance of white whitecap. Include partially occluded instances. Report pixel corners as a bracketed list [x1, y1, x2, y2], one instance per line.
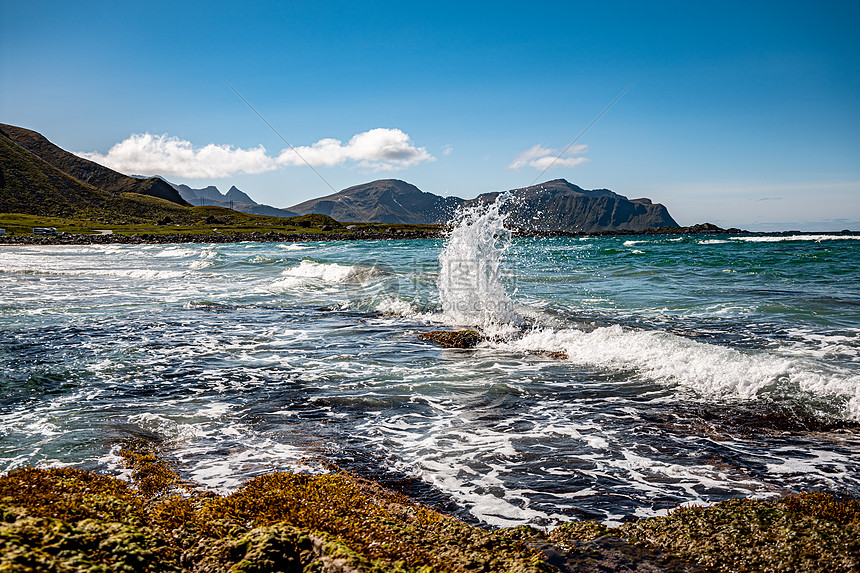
[494, 325, 860, 420]
[730, 234, 860, 243]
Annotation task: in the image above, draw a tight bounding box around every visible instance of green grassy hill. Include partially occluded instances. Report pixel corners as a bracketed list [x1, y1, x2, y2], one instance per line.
[0, 127, 190, 223]
[0, 123, 188, 206]
[0, 125, 351, 235]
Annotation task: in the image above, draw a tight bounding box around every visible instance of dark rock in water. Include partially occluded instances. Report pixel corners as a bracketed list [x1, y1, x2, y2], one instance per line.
[544, 351, 569, 360]
[418, 330, 483, 348]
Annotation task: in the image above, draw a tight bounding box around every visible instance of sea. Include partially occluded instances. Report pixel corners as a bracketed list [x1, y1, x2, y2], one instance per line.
[2, 201, 859, 528]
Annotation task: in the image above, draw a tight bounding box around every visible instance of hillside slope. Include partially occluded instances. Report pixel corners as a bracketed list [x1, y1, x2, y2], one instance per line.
[0, 127, 194, 222]
[288, 179, 462, 224]
[0, 123, 188, 206]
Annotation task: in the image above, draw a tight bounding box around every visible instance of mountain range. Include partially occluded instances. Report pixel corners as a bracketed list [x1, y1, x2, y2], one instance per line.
[286, 178, 678, 232]
[287, 179, 462, 225]
[1, 123, 679, 232]
[170, 183, 297, 217]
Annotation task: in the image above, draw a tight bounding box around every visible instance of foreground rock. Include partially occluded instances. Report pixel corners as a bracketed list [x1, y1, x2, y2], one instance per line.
[0, 440, 858, 572]
[0, 440, 549, 573]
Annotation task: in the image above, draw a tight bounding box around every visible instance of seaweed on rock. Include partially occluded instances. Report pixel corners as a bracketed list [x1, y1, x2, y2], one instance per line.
[1, 440, 858, 572]
[0, 440, 550, 572]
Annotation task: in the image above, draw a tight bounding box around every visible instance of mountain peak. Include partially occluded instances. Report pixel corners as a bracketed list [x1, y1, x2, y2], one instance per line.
[225, 186, 256, 204]
[289, 179, 463, 224]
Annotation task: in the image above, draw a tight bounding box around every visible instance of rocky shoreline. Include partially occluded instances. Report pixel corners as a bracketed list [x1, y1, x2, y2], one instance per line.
[0, 230, 443, 246]
[1, 440, 857, 572]
[0, 223, 760, 246]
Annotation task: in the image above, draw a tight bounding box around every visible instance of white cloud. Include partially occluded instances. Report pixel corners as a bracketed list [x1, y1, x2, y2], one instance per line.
[442, 144, 453, 156]
[77, 133, 278, 178]
[508, 143, 588, 170]
[77, 128, 434, 178]
[276, 128, 434, 171]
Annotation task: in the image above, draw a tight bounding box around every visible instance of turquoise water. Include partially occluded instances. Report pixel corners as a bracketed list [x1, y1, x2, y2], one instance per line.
[1, 232, 858, 526]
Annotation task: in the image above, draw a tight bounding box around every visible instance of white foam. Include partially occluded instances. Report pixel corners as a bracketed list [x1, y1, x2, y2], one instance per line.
[153, 246, 197, 258]
[127, 412, 202, 442]
[269, 259, 385, 290]
[730, 234, 860, 243]
[283, 259, 383, 282]
[494, 325, 860, 419]
[189, 260, 214, 270]
[1, 267, 186, 280]
[374, 296, 418, 317]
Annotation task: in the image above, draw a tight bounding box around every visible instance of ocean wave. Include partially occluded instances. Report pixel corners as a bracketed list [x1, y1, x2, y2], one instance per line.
[730, 234, 860, 243]
[153, 246, 198, 258]
[491, 325, 860, 420]
[0, 266, 187, 280]
[268, 259, 387, 291]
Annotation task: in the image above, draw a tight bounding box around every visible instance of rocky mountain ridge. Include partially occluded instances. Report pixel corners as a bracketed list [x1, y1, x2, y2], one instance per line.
[288, 178, 678, 232]
[171, 182, 297, 217]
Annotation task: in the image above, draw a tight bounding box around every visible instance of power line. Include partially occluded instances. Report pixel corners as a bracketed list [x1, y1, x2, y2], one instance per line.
[530, 82, 635, 186]
[223, 80, 338, 194]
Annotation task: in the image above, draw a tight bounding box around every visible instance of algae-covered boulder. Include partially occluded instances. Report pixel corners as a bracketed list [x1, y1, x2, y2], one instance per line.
[417, 330, 483, 348]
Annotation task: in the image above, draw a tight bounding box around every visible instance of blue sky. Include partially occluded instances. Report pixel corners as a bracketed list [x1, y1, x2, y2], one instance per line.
[2, 1, 858, 230]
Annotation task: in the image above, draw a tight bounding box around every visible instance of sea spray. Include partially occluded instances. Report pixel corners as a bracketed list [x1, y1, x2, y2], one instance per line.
[437, 193, 519, 332]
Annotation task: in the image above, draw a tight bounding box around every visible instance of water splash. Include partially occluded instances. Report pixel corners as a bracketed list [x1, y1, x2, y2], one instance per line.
[437, 193, 519, 333]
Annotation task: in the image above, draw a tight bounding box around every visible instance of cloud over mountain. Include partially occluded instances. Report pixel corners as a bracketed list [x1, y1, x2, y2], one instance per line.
[508, 143, 589, 170]
[78, 128, 434, 178]
[276, 128, 434, 171]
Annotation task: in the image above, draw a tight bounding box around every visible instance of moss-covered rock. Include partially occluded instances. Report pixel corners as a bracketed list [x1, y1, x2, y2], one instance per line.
[551, 493, 860, 573]
[417, 330, 482, 349]
[2, 440, 858, 572]
[0, 441, 550, 572]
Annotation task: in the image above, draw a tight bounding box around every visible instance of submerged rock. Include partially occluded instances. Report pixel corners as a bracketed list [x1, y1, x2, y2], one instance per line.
[418, 330, 483, 348]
